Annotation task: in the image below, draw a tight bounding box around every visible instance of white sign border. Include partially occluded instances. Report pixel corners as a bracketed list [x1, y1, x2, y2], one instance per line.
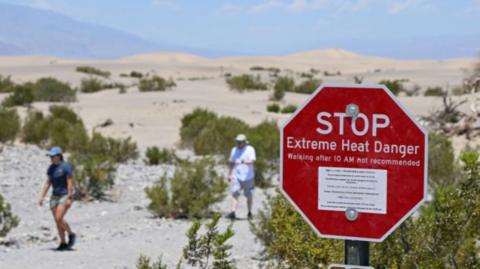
[279, 82, 428, 242]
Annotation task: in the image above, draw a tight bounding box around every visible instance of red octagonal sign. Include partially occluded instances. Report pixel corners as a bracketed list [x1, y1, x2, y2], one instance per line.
[281, 83, 427, 242]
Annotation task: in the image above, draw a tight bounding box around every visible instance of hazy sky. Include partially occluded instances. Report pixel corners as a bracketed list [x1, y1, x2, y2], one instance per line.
[2, 0, 479, 58]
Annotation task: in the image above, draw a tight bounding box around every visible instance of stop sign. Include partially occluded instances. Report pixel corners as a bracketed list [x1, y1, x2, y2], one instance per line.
[281, 83, 427, 242]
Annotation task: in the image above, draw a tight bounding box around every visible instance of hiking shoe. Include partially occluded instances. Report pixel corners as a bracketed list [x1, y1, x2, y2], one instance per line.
[226, 211, 236, 220]
[247, 212, 253, 220]
[67, 233, 76, 249]
[56, 243, 69, 251]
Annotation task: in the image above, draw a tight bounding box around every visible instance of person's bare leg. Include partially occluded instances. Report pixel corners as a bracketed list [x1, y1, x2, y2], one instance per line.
[58, 203, 73, 235]
[52, 207, 66, 243]
[63, 221, 72, 235]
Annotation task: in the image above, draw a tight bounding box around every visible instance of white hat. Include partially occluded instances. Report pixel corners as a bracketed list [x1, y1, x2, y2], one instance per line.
[235, 134, 247, 142]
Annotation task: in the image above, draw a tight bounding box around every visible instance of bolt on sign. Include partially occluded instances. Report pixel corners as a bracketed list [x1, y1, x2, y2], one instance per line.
[280, 83, 427, 242]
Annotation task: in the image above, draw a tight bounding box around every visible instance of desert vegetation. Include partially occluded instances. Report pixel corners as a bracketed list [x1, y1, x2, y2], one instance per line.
[424, 86, 446, 96]
[266, 103, 297, 114]
[0, 194, 19, 237]
[272, 76, 294, 101]
[145, 158, 226, 219]
[139, 75, 176, 92]
[266, 103, 280, 113]
[226, 74, 268, 92]
[292, 78, 322, 94]
[378, 79, 406, 96]
[0, 74, 14, 93]
[1, 77, 76, 107]
[79, 77, 127, 93]
[120, 70, 144, 79]
[144, 146, 180, 165]
[137, 214, 235, 269]
[76, 66, 111, 78]
[0, 107, 21, 143]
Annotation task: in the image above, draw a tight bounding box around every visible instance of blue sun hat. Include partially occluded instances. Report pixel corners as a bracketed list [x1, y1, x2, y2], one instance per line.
[46, 146, 63, 157]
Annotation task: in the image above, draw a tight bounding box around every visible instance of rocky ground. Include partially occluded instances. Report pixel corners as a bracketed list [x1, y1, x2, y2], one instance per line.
[0, 144, 269, 269]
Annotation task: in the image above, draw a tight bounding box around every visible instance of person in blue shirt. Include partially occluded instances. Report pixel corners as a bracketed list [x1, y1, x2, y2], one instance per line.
[38, 146, 77, 251]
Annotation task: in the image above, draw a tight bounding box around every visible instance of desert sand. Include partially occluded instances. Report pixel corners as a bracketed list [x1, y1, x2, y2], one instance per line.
[0, 49, 478, 268]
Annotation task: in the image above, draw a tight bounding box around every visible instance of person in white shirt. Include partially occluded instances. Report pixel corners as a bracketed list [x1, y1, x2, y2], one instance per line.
[226, 134, 256, 220]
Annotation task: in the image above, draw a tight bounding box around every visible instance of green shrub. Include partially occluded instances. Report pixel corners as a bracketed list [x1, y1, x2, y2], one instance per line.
[371, 151, 480, 268]
[280, 104, 297, 114]
[49, 118, 88, 151]
[249, 66, 279, 74]
[0, 108, 20, 143]
[182, 215, 235, 269]
[76, 66, 111, 78]
[145, 158, 227, 219]
[272, 76, 294, 101]
[428, 133, 458, 186]
[130, 71, 144, 78]
[379, 79, 405, 96]
[71, 153, 116, 200]
[300, 72, 313, 79]
[49, 105, 83, 125]
[70, 133, 137, 200]
[266, 67, 281, 74]
[80, 77, 105, 93]
[136, 255, 168, 269]
[266, 103, 280, 113]
[103, 82, 127, 91]
[139, 76, 176, 92]
[21, 111, 49, 145]
[193, 116, 249, 157]
[21, 106, 87, 150]
[145, 146, 179, 165]
[180, 108, 218, 149]
[179, 108, 249, 156]
[137, 214, 235, 269]
[294, 78, 321, 94]
[0, 193, 20, 237]
[247, 120, 279, 188]
[34, 77, 76, 102]
[250, 66, 265, 71]
[226, 74, 267, 92]
[424, 86, 446, 96]
[86, 132, 138, 163]
[1, 77, 75, 105]
[250, 191, 342, 268]
[323, 70, 340, 76]
[1, 83, 35, 107]
[0, 74, 14, 93]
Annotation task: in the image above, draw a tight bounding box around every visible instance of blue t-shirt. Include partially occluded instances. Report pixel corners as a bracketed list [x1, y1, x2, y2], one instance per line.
[47, 162, 73, 196]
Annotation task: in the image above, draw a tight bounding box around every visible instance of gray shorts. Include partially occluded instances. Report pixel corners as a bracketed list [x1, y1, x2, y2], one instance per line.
[230, 178, 254, 198]
[49, 195, 69, 209]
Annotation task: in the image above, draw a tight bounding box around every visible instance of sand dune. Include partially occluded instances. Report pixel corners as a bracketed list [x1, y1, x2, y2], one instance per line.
[0, 48, 477, 149]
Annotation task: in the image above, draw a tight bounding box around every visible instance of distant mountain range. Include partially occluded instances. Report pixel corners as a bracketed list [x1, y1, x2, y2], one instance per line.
[0, 2, 162, 59]
[0, 2, 477, 60]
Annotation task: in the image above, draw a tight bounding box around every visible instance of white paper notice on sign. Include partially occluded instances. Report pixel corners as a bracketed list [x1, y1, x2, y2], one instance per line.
[318, 166, 387, 214]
